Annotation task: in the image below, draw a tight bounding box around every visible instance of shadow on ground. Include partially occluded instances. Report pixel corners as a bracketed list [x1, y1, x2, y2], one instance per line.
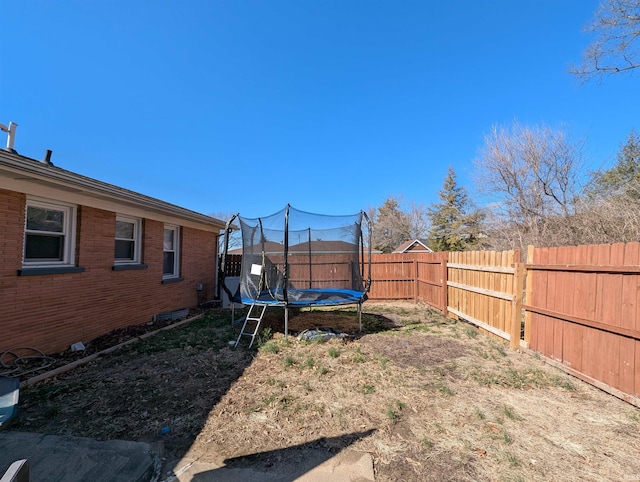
[9, 311, 254, 477]
[251, 306, 401, 340]
[7, 308, 389, 480]
[187, 430, 376, 482]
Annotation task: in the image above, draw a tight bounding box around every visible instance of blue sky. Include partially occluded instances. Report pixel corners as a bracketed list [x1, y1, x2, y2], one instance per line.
[1, 0, 638, 221]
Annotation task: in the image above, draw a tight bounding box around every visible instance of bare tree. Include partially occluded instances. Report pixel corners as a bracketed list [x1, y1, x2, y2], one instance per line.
[574, 130, 640, 243]
[406, 200, 430, 240]
[571, 195, 640, 243]
[370, 196, 411, 253]
[571, 0, 640, 82]
[475, 122, 585, 251]
[369, 195, 429, 253]
[211, 211, 242, 251]
[480, 209, 521, 252]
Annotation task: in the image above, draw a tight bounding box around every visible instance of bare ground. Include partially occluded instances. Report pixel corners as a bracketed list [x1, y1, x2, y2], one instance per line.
[10, 302, 640, 481]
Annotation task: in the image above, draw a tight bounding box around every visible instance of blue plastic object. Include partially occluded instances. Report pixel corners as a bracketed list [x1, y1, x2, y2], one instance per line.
[0, 376, 20, 430]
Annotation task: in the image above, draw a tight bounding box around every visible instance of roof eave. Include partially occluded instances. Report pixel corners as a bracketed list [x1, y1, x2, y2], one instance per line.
[0, 149, 226, 229]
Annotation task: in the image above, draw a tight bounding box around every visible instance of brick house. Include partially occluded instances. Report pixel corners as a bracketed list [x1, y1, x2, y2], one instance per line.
[0, 148, 226, 355]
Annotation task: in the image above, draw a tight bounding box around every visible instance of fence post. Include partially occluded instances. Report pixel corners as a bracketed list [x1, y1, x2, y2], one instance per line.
[441, 252, 448, 316]
[510, 261, 525, 349]
[413, 259, 418, 303]
[523, 245, 534, 347]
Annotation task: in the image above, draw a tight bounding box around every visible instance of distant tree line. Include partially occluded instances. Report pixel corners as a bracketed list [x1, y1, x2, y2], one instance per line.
[369, 0, 640, 253]
[368, 126, 640, 254]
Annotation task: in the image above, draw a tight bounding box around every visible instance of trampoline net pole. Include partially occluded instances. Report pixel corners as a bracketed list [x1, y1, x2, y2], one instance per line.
[307, 227, 312, 289]
[283, 205, 290, 305]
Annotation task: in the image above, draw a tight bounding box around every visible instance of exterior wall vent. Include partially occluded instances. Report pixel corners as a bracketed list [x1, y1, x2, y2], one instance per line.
[152, 308, 189, 322]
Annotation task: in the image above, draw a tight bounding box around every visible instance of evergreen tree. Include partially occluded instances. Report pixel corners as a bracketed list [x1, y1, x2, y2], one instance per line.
[371, 196, 411, 253]
[428, 166, 484, 252]
[574, 130, 640, 244]
[589, 130, 640, 199]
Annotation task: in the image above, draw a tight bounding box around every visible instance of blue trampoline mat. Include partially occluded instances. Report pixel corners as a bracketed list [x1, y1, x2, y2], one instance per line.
[235, 288, 366, 306]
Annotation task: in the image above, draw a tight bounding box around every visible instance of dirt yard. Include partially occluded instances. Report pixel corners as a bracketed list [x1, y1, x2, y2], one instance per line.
[10, 302, 640, 481]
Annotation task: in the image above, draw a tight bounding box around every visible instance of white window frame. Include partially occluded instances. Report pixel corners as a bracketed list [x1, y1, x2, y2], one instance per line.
[163, 224, 180, 279]
[23, 197, 77, 267]
[114, 215, 142, 265]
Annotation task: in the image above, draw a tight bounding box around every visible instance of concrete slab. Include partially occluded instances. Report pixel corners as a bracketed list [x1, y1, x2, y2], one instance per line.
[0, 431, 158, 482]
[167, 448, 374, 482]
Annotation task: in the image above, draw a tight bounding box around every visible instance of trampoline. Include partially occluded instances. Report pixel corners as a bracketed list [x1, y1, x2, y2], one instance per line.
[219, 204, 371, 341]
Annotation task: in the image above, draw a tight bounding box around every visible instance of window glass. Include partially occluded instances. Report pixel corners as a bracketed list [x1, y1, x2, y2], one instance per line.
[25, 235, 63, 260]
[115, 220, 134, 240]
[23, 199, 75, 266]
[27, 206, 64, 232]
[115, 240, 135, 260]
[163, 226, 179, 278]
[163, 229, 174, 251]
[114, 217, 141, 264]
[163, 251, 175, 275]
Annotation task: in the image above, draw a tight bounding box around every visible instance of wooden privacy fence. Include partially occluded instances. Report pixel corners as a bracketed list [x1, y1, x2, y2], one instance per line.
[447, 250, 524, 349]
[221, 254, 242, 276]
[367, 253, 447, 313]
[220, 244, 640, 406]
[525, 243, 640, 407]
[365, 245, 640, 407]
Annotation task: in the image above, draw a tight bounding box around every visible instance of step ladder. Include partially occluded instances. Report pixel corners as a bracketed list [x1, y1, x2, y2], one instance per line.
[234, 303, 268, 348]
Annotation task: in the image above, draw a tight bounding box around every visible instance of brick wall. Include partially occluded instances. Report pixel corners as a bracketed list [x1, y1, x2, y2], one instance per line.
[0, 189, 218, 354]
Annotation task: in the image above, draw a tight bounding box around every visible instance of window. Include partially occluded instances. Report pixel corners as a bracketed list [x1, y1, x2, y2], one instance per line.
[163, 225, 180, 278]
[23, 198, 77, 267]
[114, 216, 142, 264]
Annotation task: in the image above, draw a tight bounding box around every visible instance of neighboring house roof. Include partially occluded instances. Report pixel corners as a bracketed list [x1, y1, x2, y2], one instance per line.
[392, 239, 433, 253]
[289, 240, 358, 254]
[228, 241, 283, 255]
[0, 149, 226, 232]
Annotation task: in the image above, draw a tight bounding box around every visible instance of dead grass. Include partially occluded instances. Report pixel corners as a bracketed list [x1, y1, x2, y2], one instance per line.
[11, 301, 640, 481]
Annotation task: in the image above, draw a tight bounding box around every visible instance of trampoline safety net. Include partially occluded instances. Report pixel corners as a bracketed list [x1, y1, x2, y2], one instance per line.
[220, 205, 371, 307]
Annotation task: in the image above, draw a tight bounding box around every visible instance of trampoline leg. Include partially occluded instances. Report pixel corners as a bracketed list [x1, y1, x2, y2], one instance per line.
[358, 302, 362, 333]
[285, 307, 289, 339]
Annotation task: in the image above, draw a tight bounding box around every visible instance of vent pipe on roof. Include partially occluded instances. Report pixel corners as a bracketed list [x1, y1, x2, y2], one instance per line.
[43, 149, 54, 166]
[0, 121, 18, 152]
